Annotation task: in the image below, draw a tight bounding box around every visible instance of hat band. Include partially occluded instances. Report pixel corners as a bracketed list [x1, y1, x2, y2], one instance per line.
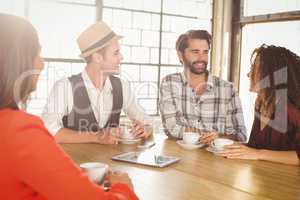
[82, 31, 116, 54]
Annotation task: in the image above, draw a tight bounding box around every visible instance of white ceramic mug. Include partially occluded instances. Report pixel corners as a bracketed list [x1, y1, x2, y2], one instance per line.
[80, 162, 108, 184]
[119, 123, 135, 140]
[211, 138, 234, 151]
[183, 132, 200, 144]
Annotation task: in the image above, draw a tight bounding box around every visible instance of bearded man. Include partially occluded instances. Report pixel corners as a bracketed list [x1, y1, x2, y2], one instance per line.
[159, 30, 247, 144]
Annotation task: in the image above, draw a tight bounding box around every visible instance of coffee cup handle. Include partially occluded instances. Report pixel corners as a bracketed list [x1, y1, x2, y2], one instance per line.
[99, 167, 109, 185]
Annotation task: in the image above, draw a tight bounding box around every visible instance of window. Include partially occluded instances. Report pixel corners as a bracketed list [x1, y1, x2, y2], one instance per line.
[0, 0, 27, 17]
[2, 0, 213, 115]
[244, 0, 300, 16]
[103, 0, 213, 114]
[28, 0, 96, 59]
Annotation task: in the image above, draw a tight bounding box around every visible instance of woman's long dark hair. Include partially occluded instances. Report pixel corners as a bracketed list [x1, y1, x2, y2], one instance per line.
[0, 14, 39, 109]
[250, 44, 300, 118]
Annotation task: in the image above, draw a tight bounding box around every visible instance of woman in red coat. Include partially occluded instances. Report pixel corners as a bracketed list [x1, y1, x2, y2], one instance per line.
[0, 13, 138, 200]
[220, 44, 300, 165]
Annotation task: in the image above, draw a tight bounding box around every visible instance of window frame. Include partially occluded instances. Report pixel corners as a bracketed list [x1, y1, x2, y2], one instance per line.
[230, 0, 300, 90]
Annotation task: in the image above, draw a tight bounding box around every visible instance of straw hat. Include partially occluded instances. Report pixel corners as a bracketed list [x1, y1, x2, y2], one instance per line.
[77, 21, 122, 58]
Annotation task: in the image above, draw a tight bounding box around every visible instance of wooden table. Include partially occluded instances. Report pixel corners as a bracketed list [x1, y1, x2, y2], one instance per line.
[62, 134, 300, 200]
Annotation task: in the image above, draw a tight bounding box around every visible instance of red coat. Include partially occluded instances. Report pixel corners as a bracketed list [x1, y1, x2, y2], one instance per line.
[0, 109, 138, 200]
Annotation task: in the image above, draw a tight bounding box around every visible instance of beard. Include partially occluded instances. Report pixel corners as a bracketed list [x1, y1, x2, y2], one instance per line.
[183, 57, 208, 75]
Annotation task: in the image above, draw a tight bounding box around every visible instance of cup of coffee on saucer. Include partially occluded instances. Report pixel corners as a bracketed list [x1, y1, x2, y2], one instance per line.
[177, 132, 204, 150]
[119, 123, 141, 144]
[80, 162, 108, 184]
[119, 123, 135, 140]
[182, 132, 200, 145]
[211, 138, 234, 151]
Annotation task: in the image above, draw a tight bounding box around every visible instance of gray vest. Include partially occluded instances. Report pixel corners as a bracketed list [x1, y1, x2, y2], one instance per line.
[62, 73, 123, 132]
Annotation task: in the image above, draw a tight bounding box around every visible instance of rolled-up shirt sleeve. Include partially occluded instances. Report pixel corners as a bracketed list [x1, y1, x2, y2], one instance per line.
[41, 79, 72, 135]
[225, 85, 247, 142]
[159, 77, 188, 139]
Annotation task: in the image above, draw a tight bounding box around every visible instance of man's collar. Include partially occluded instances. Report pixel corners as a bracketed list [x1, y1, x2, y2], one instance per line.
[82, 69, 113, 92]
[181, 71, 214, 91]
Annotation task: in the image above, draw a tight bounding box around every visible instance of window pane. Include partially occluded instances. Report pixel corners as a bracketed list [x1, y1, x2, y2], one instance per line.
[131, 47, 150, 63]
[148, 82, 159, 96]
[20, 0, 213, 116]
[120, 64, 140, 82]
[161, 32, 178, 48]
[134, 82, 158, 98]
[28, 0, 96, 58]
[103, 0, 123, 8]
[151, 14, 161, 31]
[244, 0, 300, 16]
[132, 82, 158, 115]
[60, 0, 95, 5]
[161, 48, 181, 65]
[122, 28, 141, 46]
[169, 49, 180, 65]
[140, 66, 158, 82]
[143, 0, 161, 12]
[163, 15, 211, 33]
[137, 99, 157, 114]
[141, 30, 160, 47]
[121, 45, 131, 63]
[239, 21, 300, 135]
[103, 8, 113, 25]
[0, 0, 26, 17]
[27, 61, 85, 116]
[163, 0, 213, 18]
[121, 0, 144, 10]
[103, 0, 161, 12]
[160, 66, 182, 81]
[112, 9, 132, 28]
[150, 48, 159, 64]
[132, 12, 151, 30]
[161, 14, 212, 65]
[104, 8, 161, 64]
[160, 49, 169, 64]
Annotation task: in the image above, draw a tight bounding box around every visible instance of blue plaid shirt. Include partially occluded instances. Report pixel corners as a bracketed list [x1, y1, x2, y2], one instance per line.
[159, 72, 247, 142]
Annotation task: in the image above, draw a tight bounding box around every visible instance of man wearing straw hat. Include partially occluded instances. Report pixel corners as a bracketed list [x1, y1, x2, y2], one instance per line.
[42, 21, 152, 144]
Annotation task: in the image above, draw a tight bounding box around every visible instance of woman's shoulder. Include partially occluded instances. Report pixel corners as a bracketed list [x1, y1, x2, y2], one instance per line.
[0, 109, 44, 130]
[0, 109, 52, 147]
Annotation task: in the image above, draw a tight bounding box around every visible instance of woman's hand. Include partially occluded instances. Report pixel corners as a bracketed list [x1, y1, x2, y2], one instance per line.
[131, 120, 152, 139]
[106, 170, 134, 190]
[218, 143, 261, 160]
[200, 131, 219, 145]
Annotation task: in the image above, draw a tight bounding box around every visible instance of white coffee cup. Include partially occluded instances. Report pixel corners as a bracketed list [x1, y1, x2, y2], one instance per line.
[120, 123, 135, 140]
[211, 138, 234, 151]
[183, 132, 200, 144]
[80, 162, 108, 184]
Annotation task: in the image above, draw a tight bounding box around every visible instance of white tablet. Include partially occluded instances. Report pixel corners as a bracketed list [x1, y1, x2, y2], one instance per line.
[111, 151, 181, 168]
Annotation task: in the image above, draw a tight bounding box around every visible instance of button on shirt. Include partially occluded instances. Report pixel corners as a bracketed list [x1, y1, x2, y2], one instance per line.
[42, 70, 150, 135]
[159, 72, 247, 141]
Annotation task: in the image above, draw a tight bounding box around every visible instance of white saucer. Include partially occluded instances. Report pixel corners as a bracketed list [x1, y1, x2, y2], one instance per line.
[205, 147, 222, 155]
[176, 140, 205, 150]
[118, 138, 141, 145]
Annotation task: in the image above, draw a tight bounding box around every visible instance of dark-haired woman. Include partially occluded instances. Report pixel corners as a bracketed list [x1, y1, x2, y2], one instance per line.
[220, 44, 300, 165]
[0, 14, 138, 200]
